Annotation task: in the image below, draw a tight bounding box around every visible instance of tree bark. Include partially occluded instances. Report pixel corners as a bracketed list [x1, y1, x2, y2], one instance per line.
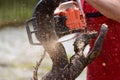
[32, 0, 108, 80]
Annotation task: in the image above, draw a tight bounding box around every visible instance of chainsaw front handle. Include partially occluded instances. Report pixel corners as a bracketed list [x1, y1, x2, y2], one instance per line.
[25, 17, 41, 45]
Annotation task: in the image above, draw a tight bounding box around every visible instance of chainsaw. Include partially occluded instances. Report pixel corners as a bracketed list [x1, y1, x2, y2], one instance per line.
[25, 0, 86, 45]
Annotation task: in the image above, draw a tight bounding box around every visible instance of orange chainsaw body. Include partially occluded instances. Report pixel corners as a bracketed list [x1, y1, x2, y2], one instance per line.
[59, 8, 85, 30]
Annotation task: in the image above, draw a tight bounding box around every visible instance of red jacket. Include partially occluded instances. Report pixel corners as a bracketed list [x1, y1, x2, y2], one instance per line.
[84, 2, 120, 80]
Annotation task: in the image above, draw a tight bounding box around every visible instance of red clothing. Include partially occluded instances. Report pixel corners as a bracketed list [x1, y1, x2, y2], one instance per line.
[83, 2, 120, 80]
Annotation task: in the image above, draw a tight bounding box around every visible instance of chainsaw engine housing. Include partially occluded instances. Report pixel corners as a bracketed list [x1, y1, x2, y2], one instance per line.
[54, 2, 86, 37]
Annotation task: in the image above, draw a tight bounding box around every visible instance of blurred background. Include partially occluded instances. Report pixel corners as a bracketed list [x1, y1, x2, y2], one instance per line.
[0, 0, 86, 80]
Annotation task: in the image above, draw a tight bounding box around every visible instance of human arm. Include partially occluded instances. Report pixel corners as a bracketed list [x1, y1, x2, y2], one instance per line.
[85, 0, 120, 22]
